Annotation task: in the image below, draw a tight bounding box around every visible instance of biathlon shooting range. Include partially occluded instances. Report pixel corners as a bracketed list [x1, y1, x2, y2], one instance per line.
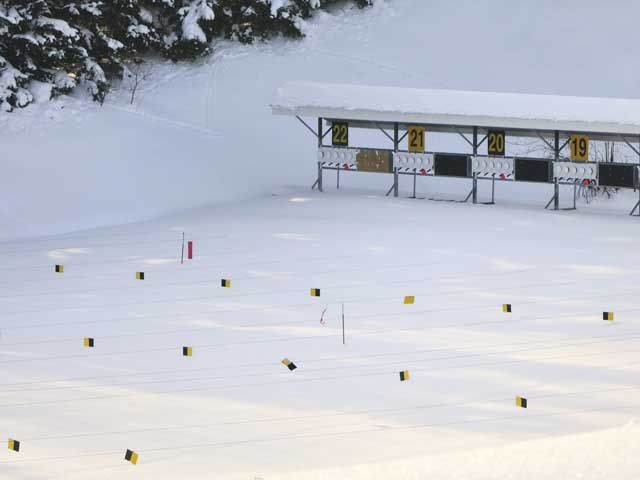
[272, 81, 640, 215]
[3, 2, 640, 478]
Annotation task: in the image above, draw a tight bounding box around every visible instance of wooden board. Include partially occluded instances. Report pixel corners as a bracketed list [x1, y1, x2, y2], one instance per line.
[356, 149, 393, 173]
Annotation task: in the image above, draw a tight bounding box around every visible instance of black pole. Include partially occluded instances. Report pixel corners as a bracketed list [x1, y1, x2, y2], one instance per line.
[393, 123, 399, 197]
[473, 126, 478, 155]
[181, 232, 185, 264]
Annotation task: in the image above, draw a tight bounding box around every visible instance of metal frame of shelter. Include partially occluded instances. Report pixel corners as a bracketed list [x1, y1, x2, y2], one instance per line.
[273, 85, 640, 216]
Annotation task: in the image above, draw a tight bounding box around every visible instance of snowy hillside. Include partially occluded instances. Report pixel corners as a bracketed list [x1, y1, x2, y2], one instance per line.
[2, 0, 640, 240]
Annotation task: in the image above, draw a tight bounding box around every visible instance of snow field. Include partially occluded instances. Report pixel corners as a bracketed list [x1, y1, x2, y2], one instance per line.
[1, 189, 639, 478]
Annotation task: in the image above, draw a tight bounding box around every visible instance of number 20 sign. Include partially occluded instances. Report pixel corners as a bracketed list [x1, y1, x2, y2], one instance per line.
[487, 130, 505, 156]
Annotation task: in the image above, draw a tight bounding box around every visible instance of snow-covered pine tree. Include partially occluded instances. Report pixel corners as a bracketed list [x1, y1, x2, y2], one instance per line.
[206, 0, 305, 44]
[0, 4, 33, 110]
[1, 0, 89, 105]
[58, 1, 159, 70]
[56, 1, 161, 102]
[147, 0, 216, 61]
[253, 0, 306, 42]
[210, 0, 372, 45]
[0, 0, 372, 110]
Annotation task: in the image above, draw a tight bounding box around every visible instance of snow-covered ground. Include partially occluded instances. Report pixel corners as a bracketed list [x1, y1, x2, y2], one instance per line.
[2, 1, 640, 477]
[1, 188, 639, 479]
[3, 0, 640, 241]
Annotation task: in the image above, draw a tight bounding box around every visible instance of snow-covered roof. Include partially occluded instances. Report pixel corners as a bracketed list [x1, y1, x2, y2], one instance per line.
[272, 81, 640, 138]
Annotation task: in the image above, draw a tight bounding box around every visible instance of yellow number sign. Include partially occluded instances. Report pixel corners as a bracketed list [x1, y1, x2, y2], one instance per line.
[332, 122, 348, 146]
[408, 126, 425, 153]
[487, 130, 505, 156]
[570, 134, 589, 161]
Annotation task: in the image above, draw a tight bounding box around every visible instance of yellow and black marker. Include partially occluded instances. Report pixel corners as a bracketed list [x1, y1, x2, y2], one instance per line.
[399, 370, 409, 381]
[603, 312, 614, 321]
[136, 272, 144, 280]
[221, 279, 231, 288]
[83, 337, 94, 348]
[515, 396, 528, 408]
[310, 288, 320, 297]
[182, 346, 193, 357]
[404, 296, 415, 305]
[54, 265, 64, 273]
[502, 304, 512, 313]
[7, 438, 20, 452]
[125, 449, 138, 465]
[281, 358, 297, 371]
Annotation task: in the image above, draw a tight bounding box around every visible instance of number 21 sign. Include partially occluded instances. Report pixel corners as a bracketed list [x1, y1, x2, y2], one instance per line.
[408, 126, 425, 153]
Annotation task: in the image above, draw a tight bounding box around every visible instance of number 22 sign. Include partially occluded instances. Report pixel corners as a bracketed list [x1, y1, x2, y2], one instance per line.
[331, 122, 348, 146]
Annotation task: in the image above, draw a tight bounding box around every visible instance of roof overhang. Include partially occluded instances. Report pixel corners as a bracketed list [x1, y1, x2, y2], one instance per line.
[272, 82, 640, 142]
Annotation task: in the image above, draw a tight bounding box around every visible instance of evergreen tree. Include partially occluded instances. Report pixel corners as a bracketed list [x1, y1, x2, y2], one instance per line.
[163, 0, 216, 61]
[55, 1, 161, 101]
[0, 4, 33, 110]
[0, 0, 373, 110]
[1, 1, 89, 102]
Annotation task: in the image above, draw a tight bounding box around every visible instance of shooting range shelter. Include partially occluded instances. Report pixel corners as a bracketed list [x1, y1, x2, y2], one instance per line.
[271, 81, 640, 215]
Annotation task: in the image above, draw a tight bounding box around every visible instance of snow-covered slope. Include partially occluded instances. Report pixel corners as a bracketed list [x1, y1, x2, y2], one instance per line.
[2, 0, 640, 240]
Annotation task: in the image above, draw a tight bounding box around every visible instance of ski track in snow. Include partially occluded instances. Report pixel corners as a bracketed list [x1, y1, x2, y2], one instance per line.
[104, 104, 223, 138]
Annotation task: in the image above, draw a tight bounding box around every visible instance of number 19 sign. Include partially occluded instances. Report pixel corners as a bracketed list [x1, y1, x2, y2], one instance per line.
[570, 134, 589, 161]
